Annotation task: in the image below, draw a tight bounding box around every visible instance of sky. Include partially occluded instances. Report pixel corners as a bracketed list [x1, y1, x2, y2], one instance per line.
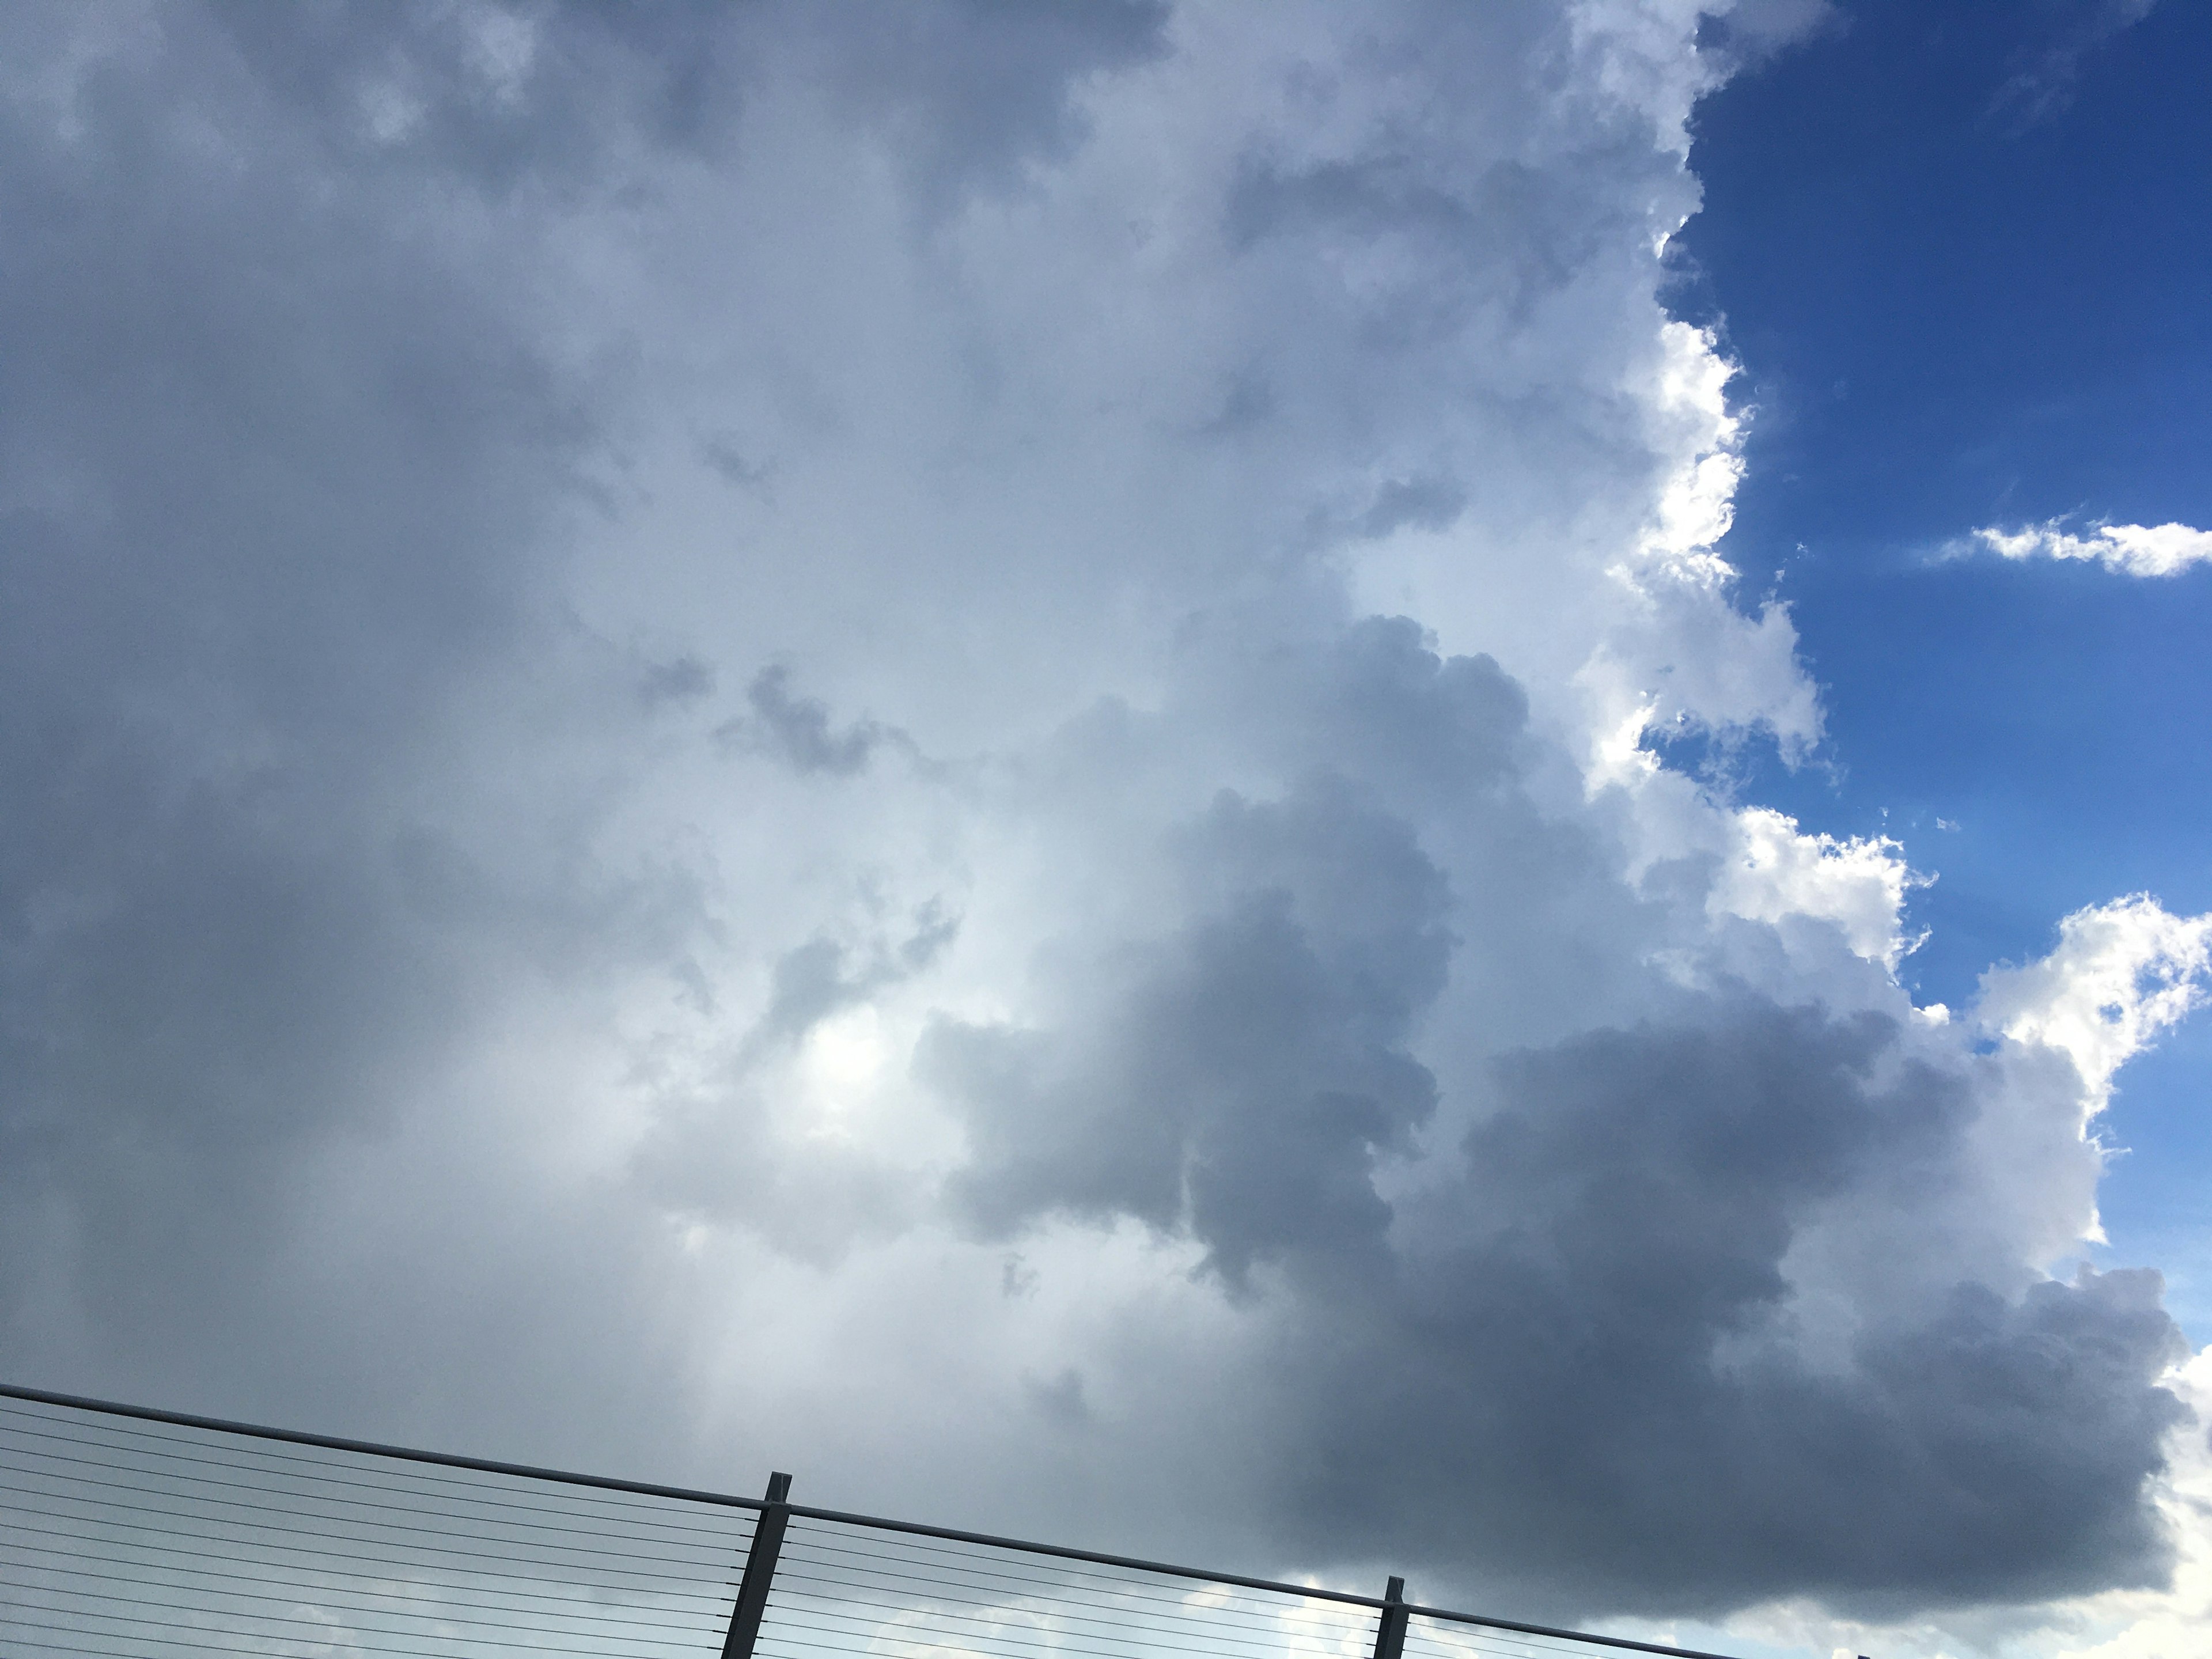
[1673, 0, 2212, 1343]
[1, 5, 2209, 1659]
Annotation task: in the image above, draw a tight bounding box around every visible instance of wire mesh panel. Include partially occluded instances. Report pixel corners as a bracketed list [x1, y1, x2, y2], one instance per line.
[758, 1516, 1384, 1659]
[1, 1383, 1751, 1659]
[1407, 1611, 1703, 1659]
[0, 1392, 755, 1659]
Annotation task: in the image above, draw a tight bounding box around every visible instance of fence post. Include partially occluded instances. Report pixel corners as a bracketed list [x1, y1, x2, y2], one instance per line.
[720, 1471, 793, 1659]
[1371, 1575, 1408, 1659]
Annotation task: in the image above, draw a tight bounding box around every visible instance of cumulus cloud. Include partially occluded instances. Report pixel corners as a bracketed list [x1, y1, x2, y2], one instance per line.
[1972, 894, 2212, 1199]
[1707, 807, 1928, 971]
[0, 2, 2201, 1652]
[1972, 520, 2212, 577]
[912, 619, 2192, 1614]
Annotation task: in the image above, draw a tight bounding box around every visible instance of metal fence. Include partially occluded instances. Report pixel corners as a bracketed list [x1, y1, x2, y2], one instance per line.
[1, 1380, 1749, 1659]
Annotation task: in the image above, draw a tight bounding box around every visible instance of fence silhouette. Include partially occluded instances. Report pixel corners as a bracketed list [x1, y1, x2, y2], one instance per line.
[1, 1380, 1749, 1659]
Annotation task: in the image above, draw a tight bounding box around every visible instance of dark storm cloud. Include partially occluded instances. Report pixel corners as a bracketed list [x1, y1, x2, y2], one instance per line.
[944, 952, 2190, 1612]
[925, 619, 1529, 1289]
[920, 624, 2192, 1615]
[1277, 1010, 2188, 1615]
[929, 774, 1449, 1286]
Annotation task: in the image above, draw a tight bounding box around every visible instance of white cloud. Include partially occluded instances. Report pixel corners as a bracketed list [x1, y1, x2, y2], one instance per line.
[1707, 806, 1927, 970]
[1978, 895, 2212, 1105]
[1974, 520, 2212, 577]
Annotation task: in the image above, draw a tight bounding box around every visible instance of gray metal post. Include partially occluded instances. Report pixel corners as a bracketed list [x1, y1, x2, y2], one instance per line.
[720, 1472, 793, 1659]
[1372, 1576, 1408, 1659]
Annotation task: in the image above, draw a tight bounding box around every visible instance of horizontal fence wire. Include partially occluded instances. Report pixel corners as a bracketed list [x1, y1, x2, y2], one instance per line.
[1, 1382, 1753, 1659]
[1407, 1612, 1736, 1659]
[0, 1392, 755, 1658]
[758, 1516, 1383, 1659]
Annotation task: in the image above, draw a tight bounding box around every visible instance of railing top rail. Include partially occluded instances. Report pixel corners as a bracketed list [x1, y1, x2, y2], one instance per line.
[0, 1378, 762, 1514]
[0, 1377, 1745, 1659]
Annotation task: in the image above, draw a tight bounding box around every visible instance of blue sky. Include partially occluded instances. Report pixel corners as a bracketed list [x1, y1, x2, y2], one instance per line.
[1676, 0, 2212, 1332]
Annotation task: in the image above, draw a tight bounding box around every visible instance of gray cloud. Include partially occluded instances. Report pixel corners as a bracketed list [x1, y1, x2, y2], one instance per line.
[726, 666, 909, 778]
[930, 772, 1449, 1286]
[0, 3, 2193, 1647]
[915, 623, 2192, 1615]
[206, 2, 743, 188]
[1351, 476, 1468, 540]
[797, 0, 1170, 209]
[1277, 1014, 2187, 1615]
[0, 0, 715, 1455]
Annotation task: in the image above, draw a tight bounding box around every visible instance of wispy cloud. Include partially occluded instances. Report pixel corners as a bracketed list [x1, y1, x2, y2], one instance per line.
[1970, 518, 2212, 577]
[1987, 0, 2160, 132]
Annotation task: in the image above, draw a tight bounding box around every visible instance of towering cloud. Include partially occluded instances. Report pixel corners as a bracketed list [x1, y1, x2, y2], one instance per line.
[1, 2, 2203, 1650]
